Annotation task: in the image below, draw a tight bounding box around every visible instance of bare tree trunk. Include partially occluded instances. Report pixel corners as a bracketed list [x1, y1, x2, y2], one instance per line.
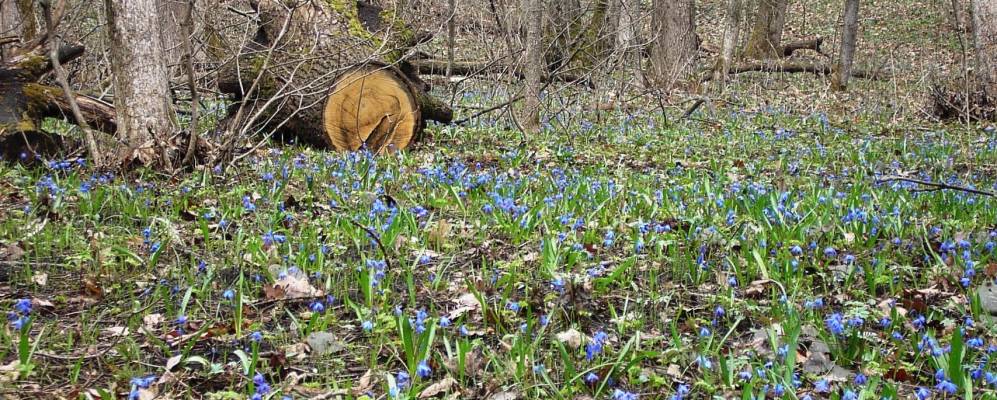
[522, 0, 543, 132]
[832, 0, 859, 91]
[104, 0, 175, 167]
[649, 0, 697, 88]
[744, 0, 788, 59]
[616, 0, 638, 47]
[713, 0, 743, 87]
[14, 0, 35, 41]
[972, 0, 997, 90]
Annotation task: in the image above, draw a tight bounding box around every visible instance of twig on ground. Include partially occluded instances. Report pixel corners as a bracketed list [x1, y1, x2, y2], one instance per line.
[876, 176, 996, 197]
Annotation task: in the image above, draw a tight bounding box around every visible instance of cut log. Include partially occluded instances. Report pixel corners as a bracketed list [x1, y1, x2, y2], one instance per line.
[216, 0, 452, 153]
[324, 66, 420, 152]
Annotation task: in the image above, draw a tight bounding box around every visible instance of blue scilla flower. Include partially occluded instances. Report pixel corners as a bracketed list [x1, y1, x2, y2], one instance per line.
[826, 313, 845, 336]
[416, 359, 432, 378]
[13, 298, 31, 315]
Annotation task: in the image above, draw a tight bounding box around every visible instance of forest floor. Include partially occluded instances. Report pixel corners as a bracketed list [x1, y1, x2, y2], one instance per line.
[1, 110, 996, 399]
[2, 0, 997, 398]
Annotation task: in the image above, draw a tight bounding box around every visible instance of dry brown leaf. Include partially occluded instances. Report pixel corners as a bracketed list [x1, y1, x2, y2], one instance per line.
[489, 391, 520, 400]
[165, 354, 182, 371]
[419, 376, 456, 398]
[429, 220, 452, 247]
[143, 313, 164, 331]
[271, 274, 323, 299]
[31, 272, 47, 286]
[83, 277, 103, 299]
[104, 326, 130, 337]
[352, 369, 374, 396]
[555, 329, 585, 349]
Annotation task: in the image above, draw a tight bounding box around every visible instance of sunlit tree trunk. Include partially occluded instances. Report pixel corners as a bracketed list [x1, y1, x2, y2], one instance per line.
[744, 0, 787, 59]
[522, 0, 544, 132]
[104, 0, 176, 167]
[713, 0, 743, 86]
[648, 0, 697, 87]
[972, 0, 997, 90]
[832, 0, 859, 91]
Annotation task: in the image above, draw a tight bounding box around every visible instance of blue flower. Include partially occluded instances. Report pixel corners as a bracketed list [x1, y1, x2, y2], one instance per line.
[10, 316, 29, 331]
[738, 370, 752, 381]
[416, 359, 432, 378]
[253, 372, 271, 395]
[396, 371, 410, 388]
[612, 389, 638, 400]
[223, 289, 235, 300]
[824, 246, 837, 258]
[915, 387, 931, 400]
[842, 390, 858, 400]
[826, 313, 845, 336]
[13, 298, 31, 315]
[814, 379, 830, 393]
[935, 379, 957, 394]
[790, 245, 803, 256]
[362, 320, 374, 332]
[584, 372, 599, 383]
[854, 373, 867, 385]
[310, 301, 325, 313]
[250, 331, 263, 342]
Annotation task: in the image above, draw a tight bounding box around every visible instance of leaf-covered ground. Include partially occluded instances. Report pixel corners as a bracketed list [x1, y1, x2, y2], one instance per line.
[2, 112, 997, 399]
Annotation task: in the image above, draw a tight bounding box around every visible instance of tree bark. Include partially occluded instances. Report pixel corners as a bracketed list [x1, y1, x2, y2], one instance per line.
[714, 0, 744, 86]
[615, 0, 640, 52]
[522, 0, 543, 132]
[648, 0, 697, 88]
[744, 0, 788, 59]
[972, 0, 997, 90]
[14, 0, 35, 41]
[104, 0, 176, 167]
[832, 0, 859, 91]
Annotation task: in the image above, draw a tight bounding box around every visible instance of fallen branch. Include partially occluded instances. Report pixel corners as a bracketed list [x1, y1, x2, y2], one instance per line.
[43, 0, 101, 166]
[876, 176, 996, 197]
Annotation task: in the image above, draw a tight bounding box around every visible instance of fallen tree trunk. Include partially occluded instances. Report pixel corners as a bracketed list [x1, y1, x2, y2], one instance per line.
[410, 58, 588, 84]
[0, 43, 116, 137]
[703, 60, 889, 82]
[779, 38, 823, 57]
[217, 0, 453, 153]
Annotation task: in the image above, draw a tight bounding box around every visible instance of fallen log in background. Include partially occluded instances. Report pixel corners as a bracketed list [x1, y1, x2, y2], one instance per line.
[779, 38, 823, 57]
[217, 0, 453, 153]
[703, 60, 890, 82]
[410, 58, 588, 84]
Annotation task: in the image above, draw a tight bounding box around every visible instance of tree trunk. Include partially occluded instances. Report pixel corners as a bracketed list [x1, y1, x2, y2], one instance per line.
[973, 0, 997, 89]
[832, 0, 859, 91]
[744, 0, 788, 59]
[714, 0, 744, 86]
[648, 0, 697, 87]
[216, 0, 452, 153]
[522, 0, 543, 132]
[104, 0, 175, 167]
[616, 0, 640, 52]
[14, 0, 35, 41]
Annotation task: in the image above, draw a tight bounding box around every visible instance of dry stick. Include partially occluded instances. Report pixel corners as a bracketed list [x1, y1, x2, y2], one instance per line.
[180, 0, 200, 167]
[43, 0, 101, 167]
[877, 176, 997, 197]
[345, 218, 393, 272]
